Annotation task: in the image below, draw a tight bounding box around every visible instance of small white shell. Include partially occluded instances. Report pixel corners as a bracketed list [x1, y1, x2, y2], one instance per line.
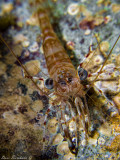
[67, 3, 79, 16]
[22, 40, 30, 47]
[84, 29, 91, 35]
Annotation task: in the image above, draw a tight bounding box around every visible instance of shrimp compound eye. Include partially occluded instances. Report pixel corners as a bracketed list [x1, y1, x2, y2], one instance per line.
[68, 77, 72, 83]
[44, 78, 54, 89]
[78, 67, 88, 81]
[59, 80, 66, 86]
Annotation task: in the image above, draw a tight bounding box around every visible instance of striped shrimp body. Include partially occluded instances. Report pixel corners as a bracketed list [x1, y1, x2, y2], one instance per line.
[37, 9, 90, 154]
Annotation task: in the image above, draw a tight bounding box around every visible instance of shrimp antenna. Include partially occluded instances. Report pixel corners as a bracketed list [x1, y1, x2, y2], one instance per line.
[0, 35, 64, 103]
[91, 35, 120, 85]
[0, 35, 45, 95]
[84, 35, 120, 111]
[32, 63, 49, 78]
[86, 35, 120, 92]
[80, 34, 99, 69]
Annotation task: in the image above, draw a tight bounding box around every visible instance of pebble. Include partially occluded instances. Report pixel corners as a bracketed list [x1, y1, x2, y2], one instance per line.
[2, 3, 13, 14]
[115, 54, 120, 66]
[31, 100, 43, 112]
[3, 111, 24, 126]
[0, 61, 7, 75]
[112, 3, 120, 13]
[66, 41, 75, 50]
[94, 15, 104, 26]
[113, 93, 120, 111]
[26, 13, 39, 26]
[17, 21, 24, 28]
[69, 120, 76, 132]
[29, 42, 39, 52]
[88, 137, 98, 146]
[84, 29, 91, 35]
[98, 63, 116, 79]
[23, 50, 30, 57]
[98, 137, 106, 145]
[22, 40, 30, 47]
[57, 141, 70, 155]
[24, 60, 40, 76]
[63, 152, 75, 160]
[88, 132, 99, 146]
[99, 123, 112, 136]
[47, 117, 58, 134]
[40, 45, 44, 54]
[100, 41, 110, 52]
[99, 81, 118, 92]
[52, 133, 64, 146]
[104, 15, 111, 24]
[13, 34, 28, 44]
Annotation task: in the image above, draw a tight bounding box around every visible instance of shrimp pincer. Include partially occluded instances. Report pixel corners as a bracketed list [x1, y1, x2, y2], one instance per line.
[37, 8, 90, 154]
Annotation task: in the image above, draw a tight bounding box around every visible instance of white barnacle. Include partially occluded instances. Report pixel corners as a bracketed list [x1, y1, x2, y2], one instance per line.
[67, 3, 79, 16]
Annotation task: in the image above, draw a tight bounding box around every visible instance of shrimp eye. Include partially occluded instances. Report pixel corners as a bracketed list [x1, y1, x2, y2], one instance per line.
[78, 67, 88, 80]
[59, 80, 66, 86]
[68, 77, 72, 83]
[44, 78, 54, 89]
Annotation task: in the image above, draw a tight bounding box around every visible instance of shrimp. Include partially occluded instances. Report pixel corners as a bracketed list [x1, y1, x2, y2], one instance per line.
[36, 7, 94, 154]
[0, 0, 120, 157]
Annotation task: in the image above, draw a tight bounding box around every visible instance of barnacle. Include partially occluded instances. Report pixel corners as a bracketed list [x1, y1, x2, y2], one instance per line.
[67, 3, 79, 16]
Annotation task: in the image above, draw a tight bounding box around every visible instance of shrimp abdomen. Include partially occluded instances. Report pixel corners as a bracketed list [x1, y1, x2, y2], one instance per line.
[37, 9, 75, 78]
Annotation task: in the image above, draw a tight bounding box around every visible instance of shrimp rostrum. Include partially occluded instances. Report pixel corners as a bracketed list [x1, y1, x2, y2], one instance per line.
[37, 8, 90, 154]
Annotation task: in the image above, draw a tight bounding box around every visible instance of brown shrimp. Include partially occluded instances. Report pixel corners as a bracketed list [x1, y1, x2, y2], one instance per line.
[0, 0, 120, 157]
[36, 8, 91, 154]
